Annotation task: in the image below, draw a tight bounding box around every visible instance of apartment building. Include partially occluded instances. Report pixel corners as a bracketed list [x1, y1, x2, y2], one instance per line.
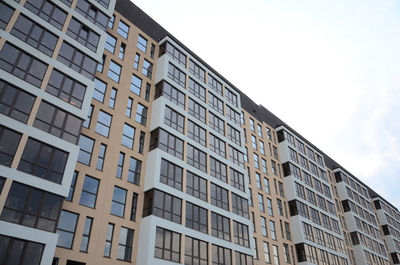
[0, 0, 114, 264]
[1, 0, 399, 265]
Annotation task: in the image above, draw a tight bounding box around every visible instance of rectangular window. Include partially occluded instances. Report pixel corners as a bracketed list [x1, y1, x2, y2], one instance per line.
[126, 98, 133, 117]
[256, 173, 262, 189]
[134, 53, 140, 69]
[154, 227, 180, 262]
[104, 223, 114, 257]
[117, 20, 129, 39]
[130, 193, 138, 221]
[188, 98, 206, 124]
[139, 131, 145, 154]
[261, 216, 268, 237]
[211, 183, 229, 211]
[75, 0, 108, 30]
[150, 129, 184, 159]
[251, 135, 257, 150]
[118, 227, 134, 261]
[122, 123, 135, 149]
[258, 194, 265, 212]
[109, 88, 117, 108]
[227, 125, 241, 146]
[185, 237, 208, 265]
[267, 198, 274, 216]
[150, 44, 155, 58]
[187, 120, 206, 146]
[12, 14, 58, 56]
[161, 41, 186, 66]
[189, 59, 205, 82]
[78, 134, 94, 165]
[96, 144, 107, 170]
[66, 16, 101, 52]
[79, 175, 99, 208]
[136, 103, 148, 125]
[264, 178, 270, 194]
[270, 221, 277, 240]
[230, 168, 245, 191]
[80, 217, 93, 252]
[211, 212, 230, 241]
[108, 14, 115, 28]
[155, 81, 185, 109]
[128, 156, 141, 185]
[1, 182, 62, 232]
[225, 88, 238, 107]
[0, 42, 48, 88]
[249, 119, 255, 131]
[25, 0, 67, 30]
[226, 106, 241, 125]
[186, 202, 208, 233]
[18, 137, 67, 183]
[130, 74, 142, 96]
[66, 171, 78, 202]
[46, 69, 86, 108]
[93, 78, 106, 102]
[56, 210, 78, 249]
[168, 63, 186, 88]
[209, 134, 226, 158]
[0, 235, 44, 265]
[272, 245, 280, 265]
[209, 112, 225, 135]
[232, 193, 249, 218]
[187, 144, 207, 172]
[212, 244, 232, 265]
[111, 186, 126, 217]
[189, 78, 206, 102]
[228, 145, 244, 168]
[95, 110, 112, 137]
[0, 126, 20, 167]
[97, 55, 104, 72]
[285, 222, 291, 240]
[144, 189, 182, 224]
[233, 221, 250, 247]
[160, 159, 183, 190]
[142, 59, 153, 78]
[137, 35, 148, 53]
[208, 74, 222, 95]
[0, 2, 14, 30]
[186, 171, 207, 201]
[209, 92, 224, 115]
[107, 60, 122, 83]
[271, 160, 278, 175]
[253, 153, 259, 169]
[263, 242, 271, 263]
[116, 152, 125, 178]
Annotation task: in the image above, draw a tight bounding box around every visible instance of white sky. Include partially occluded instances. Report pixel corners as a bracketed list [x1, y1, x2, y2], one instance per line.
[134, 0, 400, 208]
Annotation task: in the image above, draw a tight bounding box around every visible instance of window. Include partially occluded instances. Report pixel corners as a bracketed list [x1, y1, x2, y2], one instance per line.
[93, 78, 106, 102]
[209, 134, 226, 158]
[227, 125, 241, 145]
[109, 88, 117, 108]
[110, 186, 126, 217]
[189, 59, 205, 82]
[186, 202, 208, 233]
[0, 2, 14, 30]
[144, 189, 182, 224]
[126, 98, 133, 117]
[150, 129, 184, 159]
[208, 74, 222, 95]
[0, 81, 35, 124]
[160, 159, 183, 190]
[66, 18, 100, 52]
[285, 222, 291, 240]
[269, 221, 277, 240]
[95, 110, 112, 137]
[139, 131, 145, 154]
[130, 193, 138, 221]
[80, 217, 93, 252]
[263, 242, 271, 263]
[228, 146, 244, 168]
[225, 88, 238, 107]
[272, 245, 280, 265]
[211, 183, 229, 210]
[258, 194, 265, 212]
[264, 178, 270, 194]
[185, 237, 208, 265]
[187, 144, 207, 172]
[226, 106, 241, 125]
[262, 159, 268, 174]
[128, 157, 141, 185]
[104, 223, 114, 257]
[75, 0, 108, 29]
[168, 63, 186, 87]
[251, 135, 257, 150]
[249, 119, 255, 131]
[97, 55, 104, 72]
[189, 78, 206, 102]
[209, 112, 225, 135]
[117, 20, 129, 39]
[137, 35, 148, 53]
[66, 171, 78, 202]
[233, 221, 250, 247]
[211, 212, 230, 241]
[107, 60, 122, 82]
[186, 171, 207, 201]
[79, 175, 99, 208]
[108, 14, 115, 28]
[253, 153, 259, 169]
[122, 123, 135, 149]
[134, 53, 140, 69]
[150, 44, 155, 58]
[187, 120, 206, 146]
[295, 182, 306, 200]
[277, 199, 284, 216]
[116, 152, 125, 178]
[142, 59, 153, 78]
[118, 227, 134, 261]
[212, 244, 232, 265]
[261, 217, 268, 237]
[155, 81, 185, 109]
[230, 168, 245, 191]
[0, 126, 22, 167]
[130, 74, 142, 96]
[46, 69, 86, 108]
[154, 227, 180, 262]
[96, 144, 107, 170]
[77, 134, 94, 165]
[0, 235, 44, 265]
[161, 41, 186, 66]
[56, 210, 78, 249]
[18, 138, 67, 183]
[25, 0, 67, 30]
[12, 14, 58, 57]
[235, 252, 253, 265]
[232, 193, 249, 218]
[267, 198, 274, 216]
[135, 103, 148, 125]
[58, 41, 97, 79]
[1, 182, 62, 232]
[188, 98, 206, 123]
[271, 160, 277, 175]
[0, 42, 48, 88]
[209, 92, 224, 115]
[260, 141, 265, 155]
[256, 173, 262, 189]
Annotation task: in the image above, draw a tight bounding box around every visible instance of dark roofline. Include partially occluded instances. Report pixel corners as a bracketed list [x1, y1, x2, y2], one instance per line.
[114, 0, 398, 210]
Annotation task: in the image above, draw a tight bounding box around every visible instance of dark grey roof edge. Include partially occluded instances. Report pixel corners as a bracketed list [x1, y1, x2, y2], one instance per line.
[115, 0, 398, 210]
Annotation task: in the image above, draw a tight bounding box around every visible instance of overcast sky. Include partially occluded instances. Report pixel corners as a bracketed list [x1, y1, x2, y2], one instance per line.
[134, 0, 400, 208]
